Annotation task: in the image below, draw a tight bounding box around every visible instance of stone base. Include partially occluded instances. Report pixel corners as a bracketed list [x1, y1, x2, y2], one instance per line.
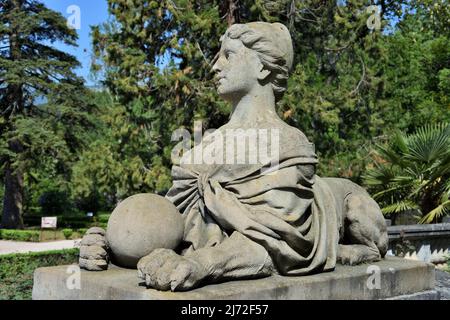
[33, 257, 436, 300]
[386, 290, 440, 300]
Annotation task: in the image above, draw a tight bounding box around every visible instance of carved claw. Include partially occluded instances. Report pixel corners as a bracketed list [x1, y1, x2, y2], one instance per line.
[79, 227, 110, 271]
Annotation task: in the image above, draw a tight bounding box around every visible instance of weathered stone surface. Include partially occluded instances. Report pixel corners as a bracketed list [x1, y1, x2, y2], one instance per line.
[435, 270, 450, 300]
[80, 246, 108, 260]
[33, 257, 435, 300]
[85, 227, 106, 236]
[106, 194, 184, 268]
[80, 234, 108, 247]
[386, 290, 440, 300]
[79, 258, 108, 271]
[79, 228, 110, 272]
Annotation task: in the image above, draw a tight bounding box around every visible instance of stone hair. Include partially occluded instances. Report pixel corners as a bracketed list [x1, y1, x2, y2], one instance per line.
[221, 24, 290, 102]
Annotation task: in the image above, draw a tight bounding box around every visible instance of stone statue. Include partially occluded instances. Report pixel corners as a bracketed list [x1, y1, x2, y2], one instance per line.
[79, 22, 388, 292]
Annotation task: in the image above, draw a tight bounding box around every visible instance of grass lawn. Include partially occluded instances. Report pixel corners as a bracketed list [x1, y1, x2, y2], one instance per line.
[0, 249, 79, 300]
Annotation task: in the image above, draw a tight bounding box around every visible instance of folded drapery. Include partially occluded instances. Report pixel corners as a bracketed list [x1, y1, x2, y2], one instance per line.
[166, 131, 342, 276]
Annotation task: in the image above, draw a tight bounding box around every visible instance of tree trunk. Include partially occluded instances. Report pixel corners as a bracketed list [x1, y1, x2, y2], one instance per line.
[1, 0, 25, 229]
[1, 161, 24, 229]
[219, 0, 240, 27]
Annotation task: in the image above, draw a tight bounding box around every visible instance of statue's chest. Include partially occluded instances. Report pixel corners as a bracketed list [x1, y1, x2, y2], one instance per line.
[179, 125, 283, 174]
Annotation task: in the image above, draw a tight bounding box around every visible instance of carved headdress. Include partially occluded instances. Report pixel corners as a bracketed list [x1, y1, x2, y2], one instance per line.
[222, 22, 294, 101]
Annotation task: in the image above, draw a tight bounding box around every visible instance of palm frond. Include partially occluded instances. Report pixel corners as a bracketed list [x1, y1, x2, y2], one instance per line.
[391, 130, 409, 154]
[366, 123, 450, 223]
[405, 123, 450, 164]
[445, 179, 450, 195]
[373, 185, 406, 199]
[364, 165, 397, 186]
[381, 200, 419, 215]
[419, 200, 450, 224]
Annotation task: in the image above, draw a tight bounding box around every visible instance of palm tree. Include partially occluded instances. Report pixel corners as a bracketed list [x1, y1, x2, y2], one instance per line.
[364, 123, 450, 224]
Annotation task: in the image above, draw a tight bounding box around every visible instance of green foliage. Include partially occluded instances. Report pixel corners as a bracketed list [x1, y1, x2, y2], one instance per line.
[97, 213, 111, 224]
[0, 249, 79, 300]
[77, 228, 88, 236]
[279, 0, 450, 180]
[74, 191, 108, 215]
[0, 0, 94, 228]
[23, 215, 94, 229]
[98, 223, 107, 229]
[38, 190, 73, 217]
[62, 228, 73, 239]
[0, 229, 40, 242]
[24, 176, 76, 216]
[364, 123, 450, 224]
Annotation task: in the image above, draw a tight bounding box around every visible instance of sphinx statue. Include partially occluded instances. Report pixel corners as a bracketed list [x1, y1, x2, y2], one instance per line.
[79, 22, 388, 292]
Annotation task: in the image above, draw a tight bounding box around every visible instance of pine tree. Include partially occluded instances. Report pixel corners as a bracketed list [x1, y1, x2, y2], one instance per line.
[0, 0, 89, 228]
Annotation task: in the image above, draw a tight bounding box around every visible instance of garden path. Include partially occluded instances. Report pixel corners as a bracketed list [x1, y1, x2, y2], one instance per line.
[0, 239, 80, 255]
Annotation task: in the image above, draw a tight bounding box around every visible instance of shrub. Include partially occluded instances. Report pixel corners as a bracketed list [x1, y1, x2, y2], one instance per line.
[98, 222, 108, 229]
[365, 123, 450, 224]
[0, 249, 79, 300]
[23, 215, 94, 229]
[62, 228, 73, 239]
[77, 228, 88, 236]
[97, 213, 111, 223]
[0, 229, 40, 242]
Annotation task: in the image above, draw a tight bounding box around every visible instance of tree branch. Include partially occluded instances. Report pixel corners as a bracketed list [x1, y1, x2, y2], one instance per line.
[350, 55, 367, 97]
[324, 42, 351, 52]
[195, 42, 211, 67]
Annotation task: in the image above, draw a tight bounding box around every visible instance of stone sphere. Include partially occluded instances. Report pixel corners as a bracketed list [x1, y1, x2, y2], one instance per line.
[106, 193, 184, 268]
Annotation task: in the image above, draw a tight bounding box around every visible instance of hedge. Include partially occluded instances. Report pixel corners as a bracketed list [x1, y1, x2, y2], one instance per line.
[23, 215, 95, 229]
[23, 215, 109, 229]
[97, 214, 111, 223]
[0, 229, 40, 242]
[62, 228, 73, 239]
[0, 249, 79, 300]
[77, 228, 88, 236]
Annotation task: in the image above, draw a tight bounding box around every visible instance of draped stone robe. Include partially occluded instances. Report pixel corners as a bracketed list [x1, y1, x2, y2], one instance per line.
[166, 122, 342, 276]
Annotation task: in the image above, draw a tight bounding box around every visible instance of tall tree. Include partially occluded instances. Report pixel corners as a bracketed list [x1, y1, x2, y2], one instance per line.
[0, 0, 89, 228]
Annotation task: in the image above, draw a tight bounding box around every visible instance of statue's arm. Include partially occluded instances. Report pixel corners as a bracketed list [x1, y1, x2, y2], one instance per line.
[186, 231, 276, 282]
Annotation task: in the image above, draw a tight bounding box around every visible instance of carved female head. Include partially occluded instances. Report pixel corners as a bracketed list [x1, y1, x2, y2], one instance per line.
[212, 22, 294, 103]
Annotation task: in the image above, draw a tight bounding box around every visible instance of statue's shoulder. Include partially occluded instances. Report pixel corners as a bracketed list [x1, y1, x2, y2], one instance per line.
[276, 119, 312, 145]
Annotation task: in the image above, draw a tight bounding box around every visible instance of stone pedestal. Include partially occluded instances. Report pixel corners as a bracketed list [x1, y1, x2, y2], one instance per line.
[32, 257, 438, 300]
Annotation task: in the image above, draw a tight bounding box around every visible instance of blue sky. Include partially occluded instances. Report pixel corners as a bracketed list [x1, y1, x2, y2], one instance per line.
[42, 0, 109, 85]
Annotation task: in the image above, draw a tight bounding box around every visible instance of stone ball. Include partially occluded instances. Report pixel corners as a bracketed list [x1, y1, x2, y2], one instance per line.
[106, 193, 184, 268]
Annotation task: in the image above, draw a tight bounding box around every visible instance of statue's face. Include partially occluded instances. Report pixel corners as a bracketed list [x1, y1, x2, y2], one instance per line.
[212, 37, 265, 102]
